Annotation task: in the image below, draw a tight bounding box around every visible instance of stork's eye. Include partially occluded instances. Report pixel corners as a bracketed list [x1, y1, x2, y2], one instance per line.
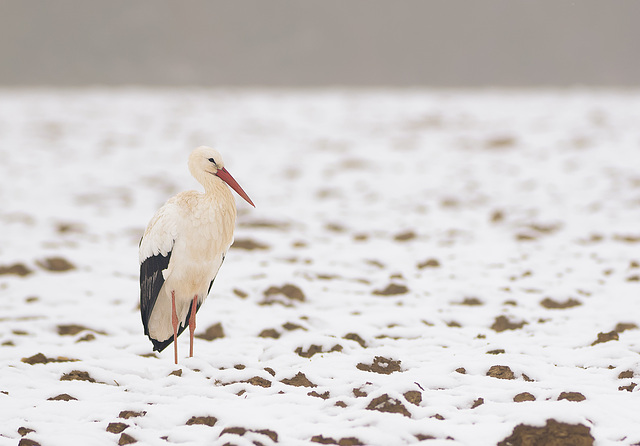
[208, 158, 217, 165]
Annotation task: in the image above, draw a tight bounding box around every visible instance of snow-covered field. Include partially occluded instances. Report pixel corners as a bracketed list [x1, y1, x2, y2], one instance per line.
[1, 89, 640, 445]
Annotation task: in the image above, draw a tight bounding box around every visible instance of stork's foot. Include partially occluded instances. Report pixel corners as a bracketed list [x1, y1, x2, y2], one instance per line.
[189, 295, 197, 357]
[171, 290, 178, 365]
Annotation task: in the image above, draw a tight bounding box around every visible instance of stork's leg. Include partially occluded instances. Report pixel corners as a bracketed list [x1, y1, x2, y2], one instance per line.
[171, 290, 178, 365]
[189, 295, 197, 357]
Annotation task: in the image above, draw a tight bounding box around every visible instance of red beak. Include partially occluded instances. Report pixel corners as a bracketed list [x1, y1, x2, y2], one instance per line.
[215, 167, 255, 207]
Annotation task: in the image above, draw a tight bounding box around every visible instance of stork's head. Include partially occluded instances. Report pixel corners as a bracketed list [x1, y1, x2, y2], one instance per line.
[188, 146, 255, 207]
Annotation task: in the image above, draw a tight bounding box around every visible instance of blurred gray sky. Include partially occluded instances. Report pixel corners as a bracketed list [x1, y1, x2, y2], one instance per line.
[1, 0, 639, 87]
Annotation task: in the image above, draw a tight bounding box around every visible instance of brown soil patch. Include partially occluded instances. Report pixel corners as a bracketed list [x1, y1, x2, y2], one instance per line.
[373, 283, 409, 296]
[195, 322, 224, 341]
[618, 370, 634, 379]
[417, 258, 440, 269]
[497, 419, 594, 446]
[118, 411, 146, 419]
[232, 288, 248, 298]
[186, 416, 217, 426]
[403, 390, 422, 406]
[0, 263, 33, 276]
[106, 422, 128, 434]
[308, 390, 330, 399]
[366, 394, 411, 417]
[295, 344, 342, 358]
[259, 328, 280, 339]
[18, 439, 40, 446]
[343, 333, 366, 347]
[394, 231, 416, 241]
[311, 436, 363, 445]
[232, 238, 269, 250]
[558, 392, 586, 402]
[36, 257, 75, 272]
[357, 356, 402, 374]
[21, 353, 78, 364]
[615, 322, 638, 333]
[281, 372, 316, 388]
[591, 331, 618, 345]
[471, 398, 484, 408]
[514, 392, 536, 402]
[169, 369, 182, 377]
[263, 284, 306, 304]
[60, 370, 96, 382]
[18, 427, 35, 436]
[618, 383, 637, 392]
[244, 376, 271, 388]
[455, 367, 466, 374]
[283, 322, 306, 331]
[118, 433, 137, 445]
[486, 365, 515, 380]
[57, 324, 106, 336]
[540, 298, 582, 309]
[47, 393, 77, 401]
[458, 297, 483, 306]
[487, 349, 505, 355]
[491, 316, 527, 332]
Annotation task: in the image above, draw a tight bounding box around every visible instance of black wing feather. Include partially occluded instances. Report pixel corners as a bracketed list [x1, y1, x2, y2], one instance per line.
[140, 250, 173, 351]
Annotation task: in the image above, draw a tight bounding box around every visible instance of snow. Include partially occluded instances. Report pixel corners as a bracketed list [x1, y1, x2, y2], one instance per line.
[1, 88, 640, 445]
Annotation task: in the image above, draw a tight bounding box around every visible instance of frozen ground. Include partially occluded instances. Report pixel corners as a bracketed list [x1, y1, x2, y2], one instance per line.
[1, 88, 640, 445]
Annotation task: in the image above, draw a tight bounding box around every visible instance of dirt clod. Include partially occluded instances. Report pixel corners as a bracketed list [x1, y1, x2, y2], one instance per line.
[186, 416, 217, 426]
[486, 365, 515, 380]
[308, 390, 330, 399]
[107, 422, 128, 434]
[295, 345, 324, 358]
[514, 392, 536, 402]
[471, 398, 484, 408]
[618, 370, 634, 379]
[232, 238, 269, 250]
[21, 353, 77, 364]
[118, 433, 137, 445]
[36, 256, 75, 272]
[394, 230, 416, 241]
[540, 298, 582, 309]
[259, 328, 280, 339]
[47, 393, 77, 401]
[18, 427, 35, 436]
[417, 258, 440, 269]
[366, 394, 411, 417]
[118, 411, 146, 419]
[455, 367, 466, 374]
[60, 370, 95, 382]
[0, 263, 33, 276]
[281, 372, 316, 388]
[196, 322, 224, 340]
[403, 390, 422, 406]
[283, 322, 306, 331]
[618, 382, 637, 392]
[57, 324, 105, 336]
[356, 356, 402, 374]
[591, 331, 619, 345]
[615, 322, 638, 333]
[343, 333, 366, 347]
[497, 419, 594, 446]
[558, 392, 586, 402]
[373, 283, 409, 296]
[459, 297, 483, 306]
[18, 439, 40, 446]
[244, 376, 272, 388]
[263, 284, 306, 304]
[491, 316, 527, 332]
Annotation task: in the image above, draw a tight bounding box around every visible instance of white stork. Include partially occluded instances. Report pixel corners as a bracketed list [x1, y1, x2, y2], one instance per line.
[139, 146, 254, 364]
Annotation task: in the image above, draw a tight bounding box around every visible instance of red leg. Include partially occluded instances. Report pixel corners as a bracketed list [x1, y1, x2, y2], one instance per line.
[171, 290, 178, 365]
[189, 295, 197, 357]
